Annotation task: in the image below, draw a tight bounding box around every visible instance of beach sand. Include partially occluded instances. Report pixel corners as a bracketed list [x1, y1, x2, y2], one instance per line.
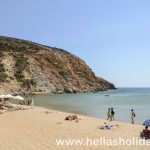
[0, 106, 149, 150]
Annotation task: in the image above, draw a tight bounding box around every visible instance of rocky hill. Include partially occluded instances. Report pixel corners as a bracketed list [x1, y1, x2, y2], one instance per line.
[0, 36, 115, 95]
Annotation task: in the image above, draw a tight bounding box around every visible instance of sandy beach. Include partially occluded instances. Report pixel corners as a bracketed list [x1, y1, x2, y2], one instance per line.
[0, 106, 149, 150]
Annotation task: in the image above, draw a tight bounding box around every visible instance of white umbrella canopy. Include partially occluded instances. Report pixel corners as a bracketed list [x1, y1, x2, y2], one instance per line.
[0, 94, 24, 100]
[0, 95, 6, 98]
[13, 95, 24, 100]
[0, 94, 15, 98]
[4, 94, 14, 98]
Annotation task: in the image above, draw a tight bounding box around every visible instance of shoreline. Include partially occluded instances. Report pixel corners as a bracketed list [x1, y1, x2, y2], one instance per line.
[23, 87, 149, 125]
[34, 105, 142, 126]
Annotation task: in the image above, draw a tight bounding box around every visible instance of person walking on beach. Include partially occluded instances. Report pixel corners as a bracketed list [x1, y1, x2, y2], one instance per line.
[31, 98, 35, 109]
[107, 108, 111, 120]
[110, 108, 115, 121]
[131, 109, 136, 124]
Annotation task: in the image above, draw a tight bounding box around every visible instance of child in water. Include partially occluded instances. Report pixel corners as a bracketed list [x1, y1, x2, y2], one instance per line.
[107, 108, 111, 120]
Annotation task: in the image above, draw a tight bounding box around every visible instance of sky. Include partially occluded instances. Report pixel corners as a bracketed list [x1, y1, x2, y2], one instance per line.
[0, 0, 150, 87]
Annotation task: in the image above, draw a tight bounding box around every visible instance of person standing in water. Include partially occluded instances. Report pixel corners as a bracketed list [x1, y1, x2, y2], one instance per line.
[107, 108, 111, 120]
[31, 98, 35, 109]
[110, 108, 115, 121]
[131, 109, 136, 124]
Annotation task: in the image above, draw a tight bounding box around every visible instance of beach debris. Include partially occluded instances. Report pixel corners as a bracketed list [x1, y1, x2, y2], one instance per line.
[45, 110, 53, 114]
[99, 124, 117, 130]
[75, 119, 80, 123]
[0, 111, 4, 114]
[99, 125, 105, 129]
[56, 122, 63, 124]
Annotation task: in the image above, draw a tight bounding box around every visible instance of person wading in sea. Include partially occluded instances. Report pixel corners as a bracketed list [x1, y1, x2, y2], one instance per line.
[131, 109, 136, 124]
[107, 108, 111, 120]
[110, 108, 115, 121]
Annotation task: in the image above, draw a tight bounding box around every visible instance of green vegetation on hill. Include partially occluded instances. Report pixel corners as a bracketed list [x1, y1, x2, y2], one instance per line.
[13, 54, 29, 81]
[0, 53, 8, 82]
[0, 68, 8, 82]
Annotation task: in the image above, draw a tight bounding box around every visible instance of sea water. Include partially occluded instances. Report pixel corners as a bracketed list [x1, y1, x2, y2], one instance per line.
[24, 88, 150, 124]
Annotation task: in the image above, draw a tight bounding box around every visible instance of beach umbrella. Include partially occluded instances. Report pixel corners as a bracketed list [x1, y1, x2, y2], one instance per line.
[13, 95, 24, 100]
[0, 95, 6, 98]
[0, 94, 14, 98]
[143, 119, 150, 126]
[4, 94, 14, 98]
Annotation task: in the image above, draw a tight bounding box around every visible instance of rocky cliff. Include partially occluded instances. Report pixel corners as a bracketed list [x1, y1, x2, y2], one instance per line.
[0, 36, 115, 94]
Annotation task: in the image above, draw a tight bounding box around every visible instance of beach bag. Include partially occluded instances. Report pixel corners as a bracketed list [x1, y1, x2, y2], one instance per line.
[134, 113, 136, 117]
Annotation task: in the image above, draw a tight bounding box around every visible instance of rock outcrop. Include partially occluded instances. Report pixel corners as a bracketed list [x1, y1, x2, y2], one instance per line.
[0, 36, 115, 94]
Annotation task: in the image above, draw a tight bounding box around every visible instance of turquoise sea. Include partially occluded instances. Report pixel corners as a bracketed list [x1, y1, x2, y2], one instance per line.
[21, 88, 150, 124]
